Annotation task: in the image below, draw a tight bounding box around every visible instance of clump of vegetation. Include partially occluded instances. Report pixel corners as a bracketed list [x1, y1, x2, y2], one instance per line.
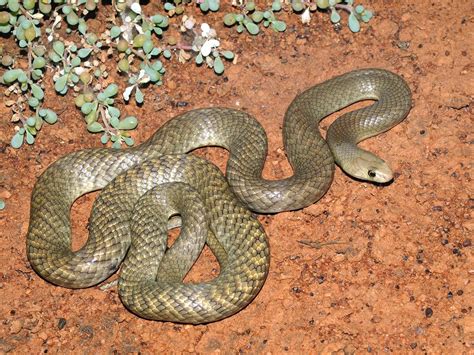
[0, 0, 372, 149]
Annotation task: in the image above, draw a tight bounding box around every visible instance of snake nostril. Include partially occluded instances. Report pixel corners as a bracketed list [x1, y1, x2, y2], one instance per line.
[368, 170, 377, 178]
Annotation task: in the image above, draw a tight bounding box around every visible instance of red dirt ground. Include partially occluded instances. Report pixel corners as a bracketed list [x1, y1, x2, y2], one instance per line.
[0, 1, 472, 353]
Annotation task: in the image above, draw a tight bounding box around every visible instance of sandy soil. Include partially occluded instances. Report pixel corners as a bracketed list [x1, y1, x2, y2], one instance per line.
[0, 0, 472, 353]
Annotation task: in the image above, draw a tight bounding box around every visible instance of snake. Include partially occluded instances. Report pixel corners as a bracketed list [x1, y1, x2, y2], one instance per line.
[26, 68, 412, 324]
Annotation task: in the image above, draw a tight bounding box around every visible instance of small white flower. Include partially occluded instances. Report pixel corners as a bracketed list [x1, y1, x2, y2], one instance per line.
[200, 39, 220, 57]
[184, 18, 195, 30]
[201, 23, 211, 37]
[137, 69, 150, 83]
[123, 85, 134, 101]
[301, 8, 311, 24]
[130, 2, 142, 14]
[74, 67, 86, 75]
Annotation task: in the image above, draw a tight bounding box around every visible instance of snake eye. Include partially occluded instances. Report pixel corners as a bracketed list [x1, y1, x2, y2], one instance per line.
[368, 170, 377, 178]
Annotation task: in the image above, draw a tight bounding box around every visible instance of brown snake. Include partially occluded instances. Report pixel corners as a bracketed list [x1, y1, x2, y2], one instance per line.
[26, 68, 412, 324]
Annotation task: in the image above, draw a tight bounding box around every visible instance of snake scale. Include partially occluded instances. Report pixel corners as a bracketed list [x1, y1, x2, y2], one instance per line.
[26, 68, 412, 324]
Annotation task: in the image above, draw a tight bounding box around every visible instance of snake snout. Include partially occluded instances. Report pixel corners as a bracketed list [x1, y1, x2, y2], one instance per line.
[350, 151, 393, 183]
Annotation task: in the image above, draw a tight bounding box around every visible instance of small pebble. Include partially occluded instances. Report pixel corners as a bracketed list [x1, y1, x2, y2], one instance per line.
[462, 239, 471, 247]
[457, 290, 464, 296]
[57, 318, 67, 330]
[447, 291, 453, 299]
[410, 343, 417, 349]
[10, 320, 23, 334]
[291, 287, 302, 294]
[425, 307, 433, 318]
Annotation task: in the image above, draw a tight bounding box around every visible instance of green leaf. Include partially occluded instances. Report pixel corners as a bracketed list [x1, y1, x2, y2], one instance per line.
[49, 51, 62, 63]
[134, 88, 144, 104]
[54, 74, 68, 93]
[195, 52, 203, 65]
[208, 0, 219, 11]
[81, 102, 94, 115]
[87, 122, 104, 133]
[25, 130, 35, 144]
[112, 140, 121, 149]
[355, 5, 364, 14]
[32, 69, 43, 80]
[70, 56, 81, 67]
[221, 51, 234, 60]
[104, 83, 119, 98]
[31, 83, 44, 100]
[244, 21, 259, 35]
[164, 3, 175, 11]
[199, 0, 209, 12]
[28, 96, 39, 108]
[291, 0, 304, 12]
[251, 11, 264, 23]
[62, 5, 71, 15]
[348, 13, 360, 32]
[0, 24, 12, 34]
[151, 14, 164, 24]
[78, 19, 87, 34]
[11, 131, 24, 148]
[163, 49, 171, 59]
[118, 116, 138, 130]
[361, 10, 373, 23]
[143, 39, 153, 54]
[123, 136, 134, 146]
[26, 117, 36, 126]
[213, 56, 224, 75]
[152, 60, 163, 72]
[32, 56, 46, 69]
[272, 0, 282, 11]
[223, 13, 236, 26]
[0, 199, 5, 210]
[53, 41, 65, 56]
[100, 133, 109, 144]
[110, 26, 121, 38]
[158, 16, 169, 28]
[316, 0, 329, 10]
[110, 116, 119, 128]
[44, 109, 58, 124]
[144, 65, 160, 82]
[108, 106, 120, 118]
[8, 0, 20, 13]
[330, 9, 341, 23]
[78, 48, 92, 58]
[3, 69, 20, 83]
[66, 11, 79, 26]
[245, 1, 255, 11]
[272, 20, 286, 32]
[21, 19, 32, 30]
[18, 70, 27, 83]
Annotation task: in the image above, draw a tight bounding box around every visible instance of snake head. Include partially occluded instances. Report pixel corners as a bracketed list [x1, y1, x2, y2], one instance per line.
[345, 150, 394, 183]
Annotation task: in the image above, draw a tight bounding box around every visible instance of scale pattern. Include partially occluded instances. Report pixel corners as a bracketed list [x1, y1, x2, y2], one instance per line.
[26, 68, 411, 323]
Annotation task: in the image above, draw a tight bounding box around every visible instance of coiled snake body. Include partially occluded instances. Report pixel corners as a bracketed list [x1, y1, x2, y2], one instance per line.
[27, 69, 411, 324]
